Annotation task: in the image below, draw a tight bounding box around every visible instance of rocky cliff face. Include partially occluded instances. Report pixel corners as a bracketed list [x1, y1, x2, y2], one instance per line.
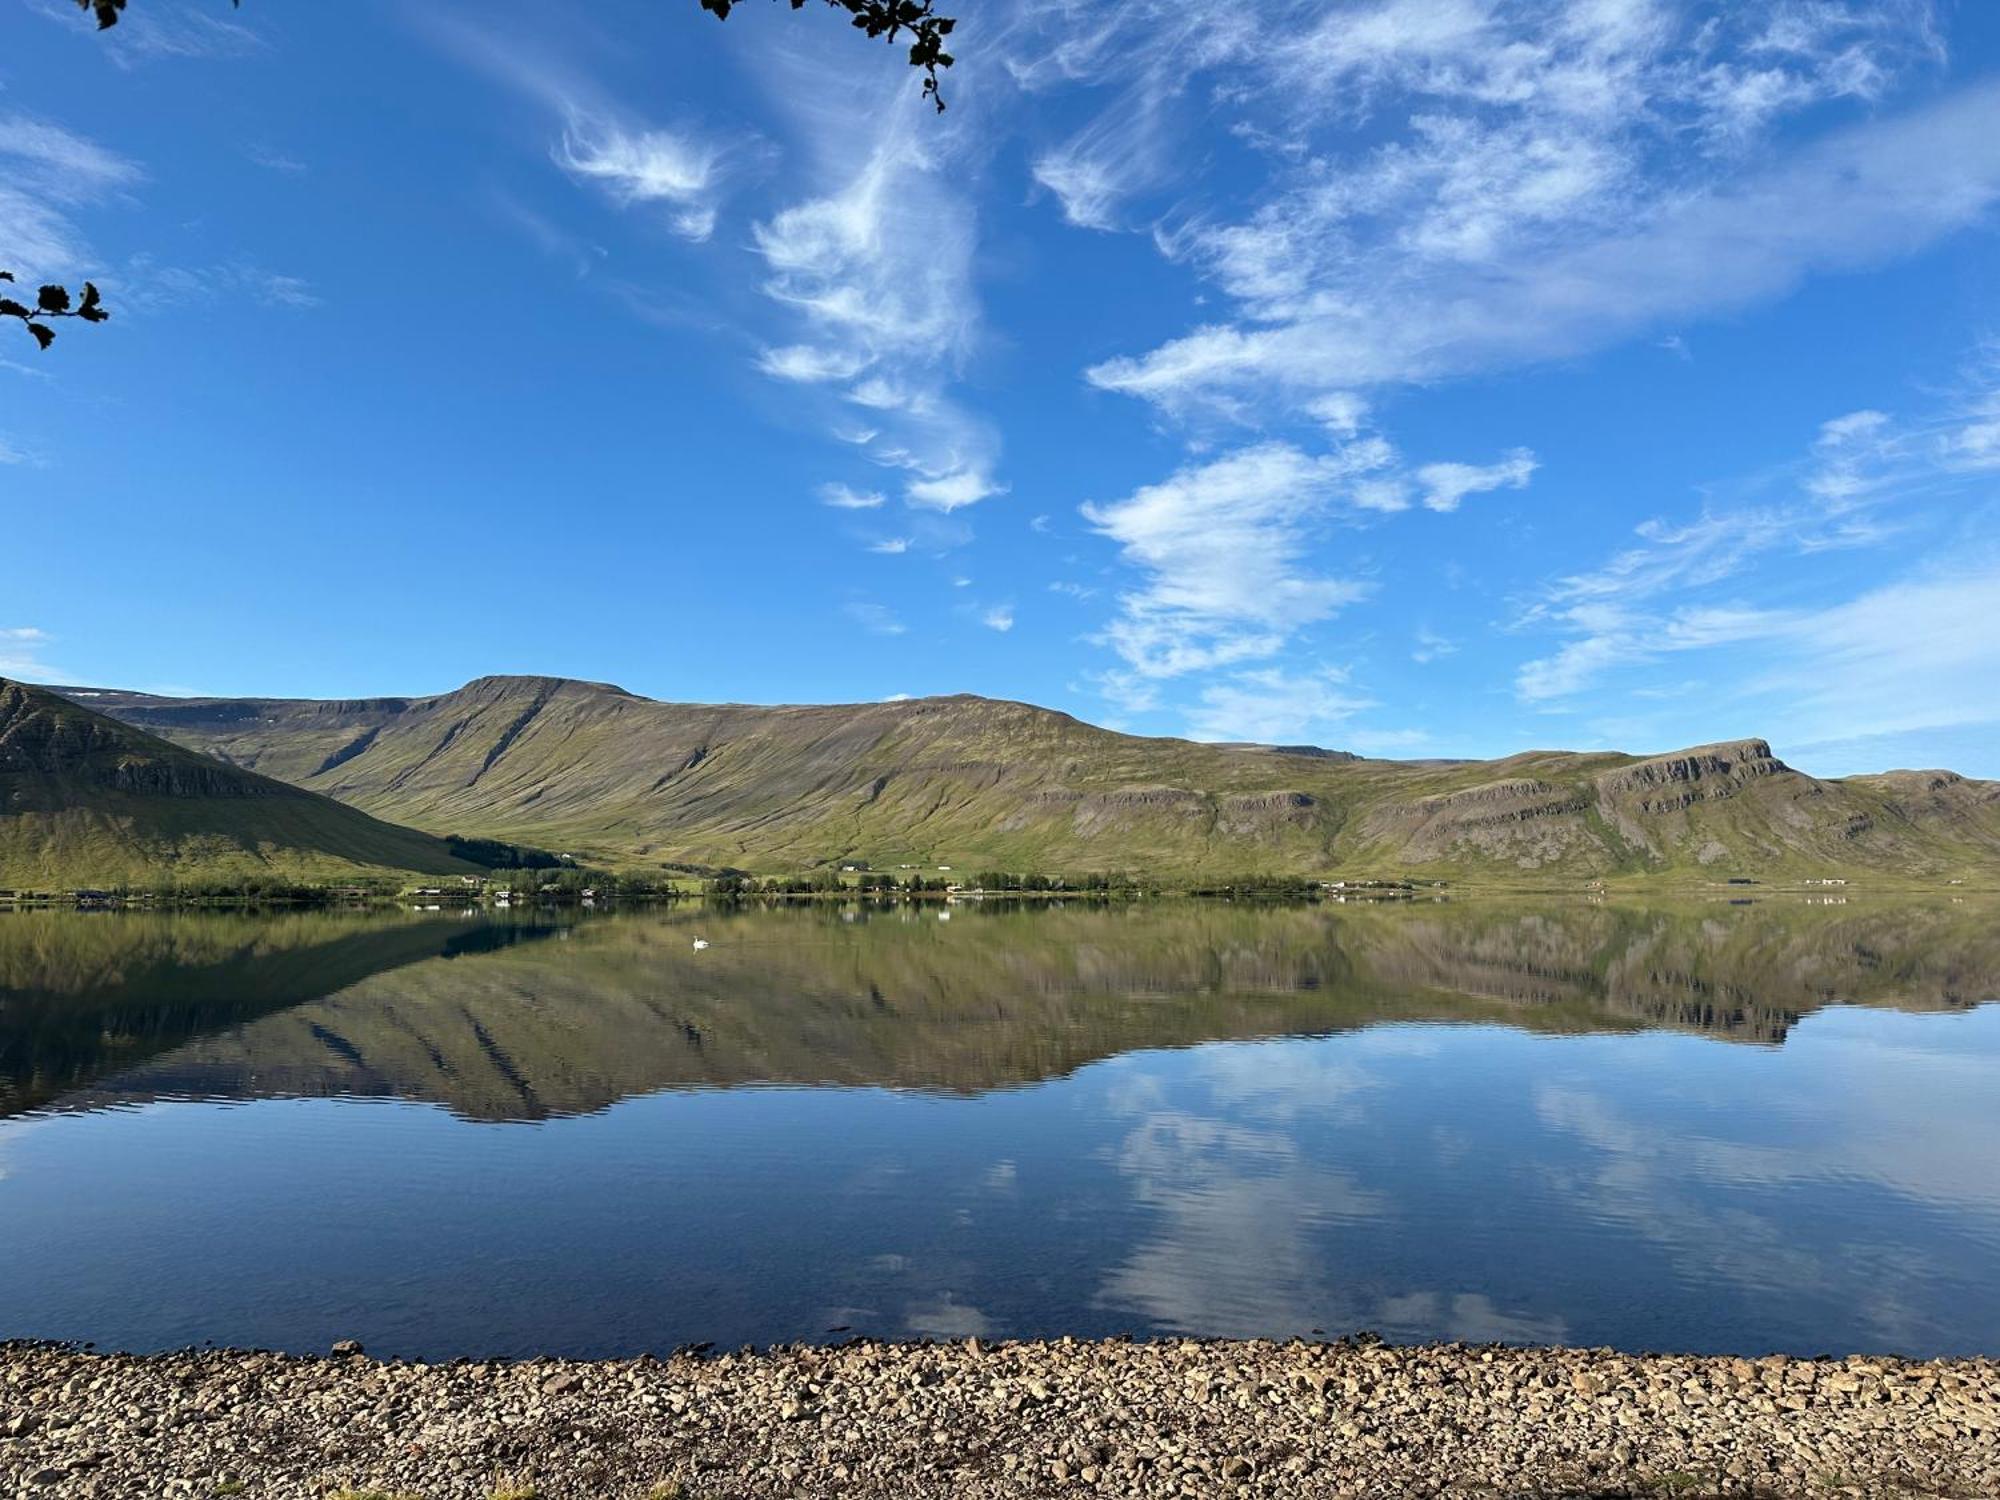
[1593, 739, 1790, 813]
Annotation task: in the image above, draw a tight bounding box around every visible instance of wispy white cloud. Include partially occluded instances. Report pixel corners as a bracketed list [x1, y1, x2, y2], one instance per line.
[1523, 560, 2000, 754]
[906, 468, 1004, 512]
[868, 536, 911, 555]
[1348, 726, 1433, 755]
[1059, 4, 1968, 421]
[486, 188, 604, 277]
[1516, 600, 1785, 703]
[844, 601, 906, 636]
[423, 15, 735, 246]
[113, 255, 319, 313]
[1187, 666, 1372, 742]
[423, 7, 1012, 552]
[758, 344, 870, 383]
[1411, 628, 1456, 665]
[981, 604, 1015, 632]
[29, 0, 262, 66]
[1081, 443, 1376, 682]
[1416, 449, 1537, 512]
[1521, 379, 1999, 669]
[1080, 419, 1537, 722]
[0, 626, 64, 681]
[750, 84, 1002, 515]
[819, 482, 886, 510]
[1093, 83, 2000, 413]
[1938, 356, 2000, 473]
[555, 119, 721, 241]
[1512, 372, 2000, 753]
[0, 108, 314, 360]
[245, 145, 307, 174]
[0, 113, 141, 277]
[1028, 0, 1967, 734]
[1032, 150, 1126, 231]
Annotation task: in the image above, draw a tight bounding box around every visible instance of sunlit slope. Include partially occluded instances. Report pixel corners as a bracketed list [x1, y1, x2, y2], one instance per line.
[0, 680, 481, 886]
[60, 675, 2000, 881]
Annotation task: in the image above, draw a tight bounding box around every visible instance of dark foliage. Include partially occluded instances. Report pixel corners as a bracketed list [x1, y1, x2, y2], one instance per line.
[1184, 873, 1331, 899]
[24, 0, 955, 352]
[77, 0, 955, 106]
[442, 834, 567, 871]
[723, 0, 955, 111]
[0, 273, 107, 351]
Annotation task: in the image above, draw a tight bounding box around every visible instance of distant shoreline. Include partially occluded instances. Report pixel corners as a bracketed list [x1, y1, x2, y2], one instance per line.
[2, 876, 1994, 913]
[2, 1336, 1992, 1499]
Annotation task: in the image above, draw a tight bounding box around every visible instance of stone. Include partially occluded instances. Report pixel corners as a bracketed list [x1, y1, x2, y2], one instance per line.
[0, 1338, 1993, 1499]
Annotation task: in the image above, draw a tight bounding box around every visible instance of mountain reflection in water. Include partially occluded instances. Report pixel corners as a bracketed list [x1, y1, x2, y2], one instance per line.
[3, 899, 1995, 1120]
[0, 899, 1996, 1360]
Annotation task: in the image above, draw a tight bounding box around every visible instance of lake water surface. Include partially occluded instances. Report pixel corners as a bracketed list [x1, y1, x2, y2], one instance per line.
[2, 899, 1997, 1359]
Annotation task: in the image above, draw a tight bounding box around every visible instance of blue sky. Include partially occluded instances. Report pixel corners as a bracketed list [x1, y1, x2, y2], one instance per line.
[3, 0, 1999, 775]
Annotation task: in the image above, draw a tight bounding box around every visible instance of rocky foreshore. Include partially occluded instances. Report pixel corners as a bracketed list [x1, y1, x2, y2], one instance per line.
[2, 1337, 1994, 1499]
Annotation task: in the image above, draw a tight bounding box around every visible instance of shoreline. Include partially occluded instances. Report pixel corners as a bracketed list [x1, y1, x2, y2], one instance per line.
[2, 1337, 1992, 1499]
[4, 882, 1995, 914]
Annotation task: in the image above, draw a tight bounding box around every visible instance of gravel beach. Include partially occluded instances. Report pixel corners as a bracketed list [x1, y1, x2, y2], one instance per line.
[2, 1337, 1994, 1499]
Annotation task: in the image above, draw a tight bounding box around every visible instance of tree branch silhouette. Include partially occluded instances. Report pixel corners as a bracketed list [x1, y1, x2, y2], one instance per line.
[73, 0, 957, 108]
[0, 275, 108, 351]
[12, 0, 957, 350]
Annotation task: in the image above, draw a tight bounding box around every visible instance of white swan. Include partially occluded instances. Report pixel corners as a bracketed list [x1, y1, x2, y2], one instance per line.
[692, 938, 710, 950]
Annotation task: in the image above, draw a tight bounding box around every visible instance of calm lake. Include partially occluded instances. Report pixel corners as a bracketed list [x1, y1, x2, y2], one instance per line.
[2, 899, 1997, 1360]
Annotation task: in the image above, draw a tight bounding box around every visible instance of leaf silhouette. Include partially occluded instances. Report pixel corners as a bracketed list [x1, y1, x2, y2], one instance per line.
[1, 278, 112, 348]
[74, 0, 956, 106]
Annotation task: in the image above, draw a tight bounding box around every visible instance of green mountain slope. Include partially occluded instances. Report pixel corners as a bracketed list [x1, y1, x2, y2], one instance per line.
[0, 679, 483, 886]
[54, 675, 2000, 883]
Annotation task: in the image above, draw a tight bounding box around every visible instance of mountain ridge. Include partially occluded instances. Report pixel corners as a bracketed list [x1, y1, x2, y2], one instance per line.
[0, 679, 483, 886]
[42, 675, 2000, 883]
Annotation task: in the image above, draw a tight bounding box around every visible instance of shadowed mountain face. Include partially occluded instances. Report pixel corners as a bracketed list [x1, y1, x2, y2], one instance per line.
[0, 679, 481, 886]
[54, 676, 2000, 881]
[6, 899, 1996, 1122]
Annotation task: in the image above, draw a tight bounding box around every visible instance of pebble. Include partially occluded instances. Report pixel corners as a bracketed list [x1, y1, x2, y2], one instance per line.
[0, 1337, 1992, 1498]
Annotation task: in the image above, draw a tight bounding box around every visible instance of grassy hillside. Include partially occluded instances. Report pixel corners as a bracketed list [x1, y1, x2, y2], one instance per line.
[0, 679, 483, 887]
[56, 675, 2000, 884]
